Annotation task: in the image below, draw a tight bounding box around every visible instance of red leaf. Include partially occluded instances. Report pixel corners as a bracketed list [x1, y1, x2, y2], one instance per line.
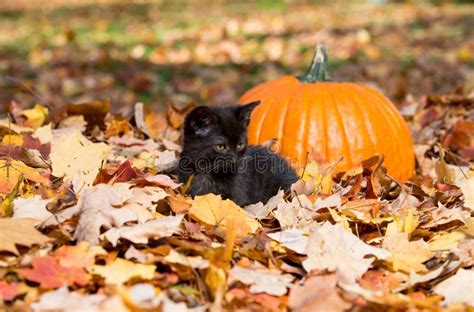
[18, 256, 89, 289]
[0, 281, 26, 301]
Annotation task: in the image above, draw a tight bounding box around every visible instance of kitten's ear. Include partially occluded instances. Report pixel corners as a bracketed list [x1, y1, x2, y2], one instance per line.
[234, 100, 260, 125]
[185, 106, 215, 136]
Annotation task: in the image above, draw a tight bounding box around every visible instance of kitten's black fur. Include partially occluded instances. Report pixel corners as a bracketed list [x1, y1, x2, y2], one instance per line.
[178, 101, 298, 206]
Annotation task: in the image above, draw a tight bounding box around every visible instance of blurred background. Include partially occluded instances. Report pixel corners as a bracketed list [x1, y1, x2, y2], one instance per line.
[0, 0, 473, 115]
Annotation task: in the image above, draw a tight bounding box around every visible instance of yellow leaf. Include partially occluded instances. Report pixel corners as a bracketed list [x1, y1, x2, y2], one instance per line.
[428, 231, 466, 251]
[22, 104, 48, 129]
[300, 161, 333, 194]
[91, 258, 156, 285]
[0, 158, 49, 197]
[205, 263, 226, 299]
[188, 194, 259, 238]
[383, 232, 433, 273]
[49, 129, 109, 190]
[0, 174, 22, 217]
[2, 134, 24, 146]
[0, 218, 53, 255]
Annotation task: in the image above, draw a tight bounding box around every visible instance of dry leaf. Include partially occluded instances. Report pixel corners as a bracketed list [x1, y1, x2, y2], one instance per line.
[288, 274, 351, 312]
[383, 232, 434, 273]
[189, 193, 259, 238]
[12, 196, 53, 223]
[228, 266, 294, 296]
[31, 286, 128, 312]
[433, 269, 474, 306]
[267, 229, 308, 254]
[103, 215, 183, 246]
[0, 218, 53, 255]
[302, 222, 389, 283]
[164, 250, 209, 269]
[21, 104, 48, 129]
[91, 258, 156, 285]
[18, 256, 90, 289]
[50, 128, 109, 190]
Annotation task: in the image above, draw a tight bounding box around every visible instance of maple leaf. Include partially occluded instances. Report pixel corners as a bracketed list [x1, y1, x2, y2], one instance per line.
[0, 158, 50, 196]
[49, 128, 109, 191]
[302, 222, 389, 283]
[53, 241, 107, 270]
[43, 183, 165, 245]
[0, 218, 53, 255]
[189, 193, 259, 238]
[91, 258, 156, 285]
[18, 256, 90, 289]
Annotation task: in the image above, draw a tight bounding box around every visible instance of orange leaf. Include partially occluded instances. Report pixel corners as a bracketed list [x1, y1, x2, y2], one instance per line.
[0, 281, 27, 301]
[18, 256, 90, 289]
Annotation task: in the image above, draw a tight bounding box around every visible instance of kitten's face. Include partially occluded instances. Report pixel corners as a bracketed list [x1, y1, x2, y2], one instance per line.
[182, 101, 260, 173]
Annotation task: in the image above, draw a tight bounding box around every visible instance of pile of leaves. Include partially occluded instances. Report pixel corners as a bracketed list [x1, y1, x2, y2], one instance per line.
[0, 93, 472, 311]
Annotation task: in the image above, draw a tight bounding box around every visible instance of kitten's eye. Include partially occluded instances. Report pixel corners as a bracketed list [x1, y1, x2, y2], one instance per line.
[214, 144, 226, 152]
[236, 142, 246, 151]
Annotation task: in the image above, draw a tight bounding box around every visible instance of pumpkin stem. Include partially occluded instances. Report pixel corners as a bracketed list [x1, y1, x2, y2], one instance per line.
[298, 44, 332, 83]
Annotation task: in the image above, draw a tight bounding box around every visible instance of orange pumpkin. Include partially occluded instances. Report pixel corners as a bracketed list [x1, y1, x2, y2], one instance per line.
[239, 45, 415, 181]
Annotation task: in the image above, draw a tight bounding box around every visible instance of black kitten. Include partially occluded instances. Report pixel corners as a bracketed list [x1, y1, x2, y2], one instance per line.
[178, 101, 298, 206]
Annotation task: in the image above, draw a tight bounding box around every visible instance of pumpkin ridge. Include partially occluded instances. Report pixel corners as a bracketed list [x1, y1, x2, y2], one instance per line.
[258, 83, 293, 143]
[327, 84, 352, 166]
[280, 85, 302, 162]
[365, 86, 414, 179]
[245, 81, 284, 143]
[348, 84, 377, 161]
[301, 85, 312, 165]
[357, 84, 400, 175]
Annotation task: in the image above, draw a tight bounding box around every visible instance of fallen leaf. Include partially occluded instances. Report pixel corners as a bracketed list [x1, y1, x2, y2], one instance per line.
[163, 250, 209, 269]
[267, 228, 308, 254]
[383, 232, 433, 273]
[302, 222, 389, 283]
[155, 150, 178, 172]
[0, 218, 53, 255]
[91, 258, 156, 285]
[228, 266, 294, 296]
[0, 281, 28, 301]
[53, 241, 107, 270]
[31, 286, 128, 312]
[189, 194, 259, 238]
[43, 183, 151, 245]
[50, 128, 109, 190]
[288, 274, 351, 312]
[103, 215, 183, 246]
[21, 104, 48, 129]
[18, 256, 90, 289]
[433, 269, 474, 306]
[12, 196, 53, 223]
[0, 158, 50, 196]
[428, 231, 466, 251]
